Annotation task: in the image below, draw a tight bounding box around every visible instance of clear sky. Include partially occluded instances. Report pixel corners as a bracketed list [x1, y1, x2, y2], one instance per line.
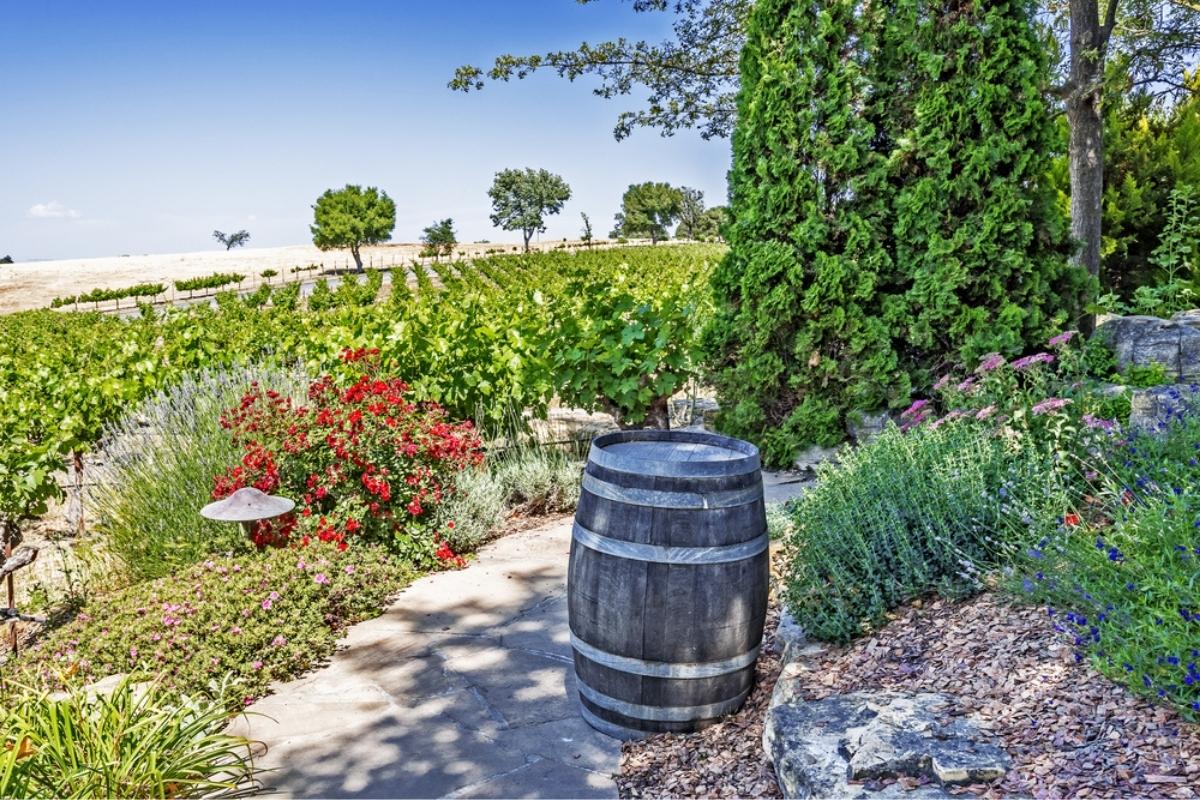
[0, 1, 732, 260]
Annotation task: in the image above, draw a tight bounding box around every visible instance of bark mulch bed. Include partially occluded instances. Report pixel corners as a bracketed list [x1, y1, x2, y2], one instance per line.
[618, 593, 1200, 799]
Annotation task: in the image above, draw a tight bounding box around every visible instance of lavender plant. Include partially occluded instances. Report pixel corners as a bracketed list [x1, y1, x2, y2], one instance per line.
[89, 365, 310, 582]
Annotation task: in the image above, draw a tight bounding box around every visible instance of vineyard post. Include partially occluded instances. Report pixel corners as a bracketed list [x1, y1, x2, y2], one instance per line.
[73, 450, 85, 536]
[2, 519, 14, 652]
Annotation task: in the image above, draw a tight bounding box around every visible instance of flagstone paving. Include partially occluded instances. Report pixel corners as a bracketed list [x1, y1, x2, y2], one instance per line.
[234, 471, 810, 799]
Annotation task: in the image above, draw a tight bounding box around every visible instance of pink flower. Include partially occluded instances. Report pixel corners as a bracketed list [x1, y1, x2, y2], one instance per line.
[975, 405, 997, 420]
[1031, 397, 1072, 415]
[262, 598, 273, 610]
[272, 635, 287, 647]
[129, 646, 138, 661]
[269, 591, 280, 600]
[296, 559, 307, 570]
[933, 375, 952, 391]
[1082, 414, 1116, 432]
[977, 353, 1005, 372]
[344, 565, 355, 575]
[1048, 330, 1076, 347]
[314, 573, 330, 585]
[1011, 352, 1055, 371]
[230, 625, 242, 636]
[901, 399, 929, 418]
[956, 377, 977, 392]
[252, 660, 263, 670]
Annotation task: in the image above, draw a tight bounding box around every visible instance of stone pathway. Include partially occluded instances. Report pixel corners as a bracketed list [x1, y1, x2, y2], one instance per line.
[235, 472, 810, 799]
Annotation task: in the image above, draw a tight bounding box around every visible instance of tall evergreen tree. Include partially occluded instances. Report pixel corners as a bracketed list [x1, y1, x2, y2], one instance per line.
[704, 0, 900, 465]
[888, 0, 1085, 374]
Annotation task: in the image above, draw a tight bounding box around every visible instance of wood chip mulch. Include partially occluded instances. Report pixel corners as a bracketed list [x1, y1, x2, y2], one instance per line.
[617, 593, 1200, 799]
[617, 604, 785, 799]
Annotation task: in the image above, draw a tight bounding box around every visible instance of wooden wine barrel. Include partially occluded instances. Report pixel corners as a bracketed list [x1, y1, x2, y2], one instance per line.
[568, 429, 768, 739]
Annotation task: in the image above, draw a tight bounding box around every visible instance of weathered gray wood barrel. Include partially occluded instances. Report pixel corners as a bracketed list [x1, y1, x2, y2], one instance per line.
[568, 429, 768, 739]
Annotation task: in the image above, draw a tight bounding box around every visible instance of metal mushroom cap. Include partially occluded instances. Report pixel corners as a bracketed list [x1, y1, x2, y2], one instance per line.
[200, 487, 295, 523]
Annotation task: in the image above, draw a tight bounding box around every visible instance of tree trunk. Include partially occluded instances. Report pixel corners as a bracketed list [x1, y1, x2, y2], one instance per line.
[1066, 0, 1112, 332]
[351, 245, 364, 273]
[522, 229, 533, 252]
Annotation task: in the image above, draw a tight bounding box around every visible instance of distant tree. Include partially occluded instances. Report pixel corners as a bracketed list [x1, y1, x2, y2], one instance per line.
[488, 168, 572, 252]
[613, 182, 684, 243]
[580, 212, 594, 247]
[0, 255, 12, 265]
[696, 206, 730, 241]
[420, 218, 458, 260]
[311, 185, 396, 272]
[674, 187, 707, 239]
[213, 229, 250, 250]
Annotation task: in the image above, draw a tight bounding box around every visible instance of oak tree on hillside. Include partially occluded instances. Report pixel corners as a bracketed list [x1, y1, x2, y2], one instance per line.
[612, 182, 684, 243]
[420, 218, 457, 260]
[487, 168, 572, 252]
[310, 185, 396, 273]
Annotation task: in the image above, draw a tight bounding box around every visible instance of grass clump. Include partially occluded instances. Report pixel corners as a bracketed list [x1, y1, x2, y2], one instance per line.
[88, 365, 310, 582]
[14, 542, 411, 707]
[0, 678, 254, 799]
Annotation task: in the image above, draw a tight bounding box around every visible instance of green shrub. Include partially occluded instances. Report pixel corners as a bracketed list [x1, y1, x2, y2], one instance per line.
[0, 678, 255, 799]
[782, 423, 1049, 642]
[174, 273, 244, 293]
[1121, 361, 1172, 388]
[89, 365, 310, 581]
[16, 542, 410, 707]
[272, 281, 301, 310]
[241, 284, 272, 309]
[307, 278, 336, 311]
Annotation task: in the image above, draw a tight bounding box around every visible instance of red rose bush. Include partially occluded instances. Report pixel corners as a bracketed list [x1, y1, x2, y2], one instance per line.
[214, 348, 483, 567]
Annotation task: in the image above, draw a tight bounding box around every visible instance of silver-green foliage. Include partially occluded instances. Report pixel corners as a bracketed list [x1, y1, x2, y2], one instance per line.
[0, 678, 254, 799]
[89, 364, 310, 581]
[436, 446, 582, 553]
[783, 423, 1049, 642]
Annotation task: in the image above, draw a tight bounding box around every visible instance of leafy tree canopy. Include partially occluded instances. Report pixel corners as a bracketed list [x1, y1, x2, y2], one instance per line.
[311, 185, 396, 272]
[612, 182, 684, 243]
[450, 0, 749, 140]
[674, 187, 707, 239]
[212, 229, 250, 251]
[487, 168, 572, 251]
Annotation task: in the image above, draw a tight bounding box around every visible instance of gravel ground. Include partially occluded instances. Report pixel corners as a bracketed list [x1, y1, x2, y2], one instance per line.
[618, 593, 1200, 799]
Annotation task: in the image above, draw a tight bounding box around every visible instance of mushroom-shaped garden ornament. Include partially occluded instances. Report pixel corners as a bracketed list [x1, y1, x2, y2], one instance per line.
[200, 487, 295, 539]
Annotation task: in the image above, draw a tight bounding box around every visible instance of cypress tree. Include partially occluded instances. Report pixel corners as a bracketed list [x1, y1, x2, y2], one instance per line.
[704, 0, 901, 466]
[888, 0, 1085, 372]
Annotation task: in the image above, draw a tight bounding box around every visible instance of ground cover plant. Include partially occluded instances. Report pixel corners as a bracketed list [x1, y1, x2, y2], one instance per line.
[12, 541, 410, 707]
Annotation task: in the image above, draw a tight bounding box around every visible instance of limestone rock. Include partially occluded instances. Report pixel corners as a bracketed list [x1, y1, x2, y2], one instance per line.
[773, 606, 807, 665]
[847, 410, 891, 444]
[763, 692, 1011, 799]
[793, 445, 841, 474]
[526, 408, 618, 446]
[1095, 314, 1200, 382]
[670, 396, 720, 430]
[1129, 384, 1200, 434]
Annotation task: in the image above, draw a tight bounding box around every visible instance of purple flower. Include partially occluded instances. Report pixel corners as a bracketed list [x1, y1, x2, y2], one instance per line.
[956, 377, 977, 392]
[314, 573, 330, 586]
[933, 375, 952, 391]
[977, 353, 1006, 372]
[1048, 330, 1076, 347]
[1032, 397, 1072, 416]
[901, 399, 930, 418]
[1082, 414, 1116, 432]
[1011, 352, 1056, 371]
[975, 405, 997, 420]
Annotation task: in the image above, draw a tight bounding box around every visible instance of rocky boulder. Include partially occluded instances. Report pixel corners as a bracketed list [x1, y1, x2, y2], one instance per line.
[670, 396, 720, 430]
[1095, 314, 1200, 382]
[763, 692, 1011, 799]
[1129, 383, 1200, 433]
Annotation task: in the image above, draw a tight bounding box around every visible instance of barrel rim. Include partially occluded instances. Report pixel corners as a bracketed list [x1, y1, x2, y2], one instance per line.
[589, 429, 761, 477]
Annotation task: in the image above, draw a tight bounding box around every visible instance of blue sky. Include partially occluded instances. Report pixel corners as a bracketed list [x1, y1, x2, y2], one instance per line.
[0, 1, 732, 260]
